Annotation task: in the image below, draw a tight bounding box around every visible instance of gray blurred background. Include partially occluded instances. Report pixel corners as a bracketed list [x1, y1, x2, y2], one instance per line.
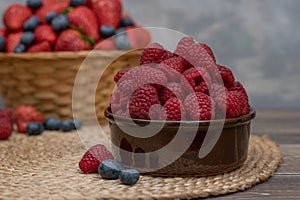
[1, 0, 300, 109]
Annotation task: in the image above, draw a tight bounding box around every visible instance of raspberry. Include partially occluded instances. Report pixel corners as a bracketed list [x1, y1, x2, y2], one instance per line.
[209, 83, 228, 99]
[215, 90, 249, 118]
[157, 56, 187, 82]
[164, 98, 186, 121]
[0, 121, 13, 140]
[181, 67, 211, 93]
[194, 82, 209, 95]
[114, 68, 131, 83]
[128, 85, 160, 120]
[110, 89, 129, 113]
[200, 43, 216, 63]
[79, 144, 114, 173]
[148, 104, 166, 120]
[140, 43, 173, 65]
[184, 92, 215, 120]
[15, 106, 44, 133]
[229, 82, 250, 115]
[174, 36, 195, 56]
[183, 43, 216, 69]
[216, 65, 235, 88]
[159, 82, 185, 105]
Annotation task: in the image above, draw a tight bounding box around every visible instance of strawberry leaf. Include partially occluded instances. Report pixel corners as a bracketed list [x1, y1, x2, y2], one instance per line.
[62, 7, 73, 15]
[82, 35, 95, 47]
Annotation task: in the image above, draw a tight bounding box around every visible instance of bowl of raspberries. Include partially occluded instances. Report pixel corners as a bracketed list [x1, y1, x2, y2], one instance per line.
[105, 37, 256, 177]
[0, 0, 150, 123]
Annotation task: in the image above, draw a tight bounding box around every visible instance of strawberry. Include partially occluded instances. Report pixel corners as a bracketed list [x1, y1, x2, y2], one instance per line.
[126, 26, 151, 50]
[0, 28, 5, 36]
[55, 29, 91, 51]
[3, 4, 32, 32]
[27, 41, 52, 52]
[79, 144, 114, 173]
[36, 2, 69, 23]
[34, 25, 57, 45]
[6, 32, 23, 53]
[92, 0, 122, 28]
[94, 38, 117, 50]
[85, 0, 93, 8]
[15, 106, 44, 133]
[0, 121, 13, 140]
[67, 6, 99, 41]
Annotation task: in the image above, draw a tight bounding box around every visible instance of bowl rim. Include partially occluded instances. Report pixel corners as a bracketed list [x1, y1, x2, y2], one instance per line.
[104, 107, 256, 127]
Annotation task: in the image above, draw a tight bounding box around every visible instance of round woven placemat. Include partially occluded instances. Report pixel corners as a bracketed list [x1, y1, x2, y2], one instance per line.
[0, 126, 282, 200]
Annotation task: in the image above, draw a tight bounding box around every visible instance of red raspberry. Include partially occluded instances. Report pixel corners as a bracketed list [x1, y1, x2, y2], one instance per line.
[174, 37, 195, 56]
[194, 82, 209, 95]
[15, 106, 44, 133]
[209, 83, 228, 99]
[200, 43, 216, 63]
[183, 43, 216, 69]
[149, 104, 166, 120]
[159, 82, 185, 105]
[164, 98, 186, 121]
[128, 85, 160, 120]
[229, 82, 250, 115]
[184, 92, 215, 120]
[216, 65, 235, 88]
[181, 67, 212, 93]
[0, 121, 13, 140]
[79, 144, 114, 173]
[157, 56, 187, 82]
[0, 108, 13, 125]
[114, 68, 131, 83]
[215, 90, 249, 118]
[140, 43, 173, 65]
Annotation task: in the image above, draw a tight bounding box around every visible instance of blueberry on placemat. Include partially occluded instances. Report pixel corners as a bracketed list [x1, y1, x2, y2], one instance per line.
[119, 169, 140, 185]
[98, 160, 124, 179]
[26, 122, 44, 136]
[44, 117, 61, 131]
[60, 120, 74, 132]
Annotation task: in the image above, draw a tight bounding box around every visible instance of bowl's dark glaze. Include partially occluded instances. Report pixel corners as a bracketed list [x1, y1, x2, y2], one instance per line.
[105, 108, 256, 177]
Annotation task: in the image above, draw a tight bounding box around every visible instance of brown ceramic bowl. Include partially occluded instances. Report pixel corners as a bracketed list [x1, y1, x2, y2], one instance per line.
[105, 108, 256, 177]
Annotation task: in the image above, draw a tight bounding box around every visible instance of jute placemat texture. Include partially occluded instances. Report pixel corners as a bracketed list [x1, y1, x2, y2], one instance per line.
[0, 126, 282, 200]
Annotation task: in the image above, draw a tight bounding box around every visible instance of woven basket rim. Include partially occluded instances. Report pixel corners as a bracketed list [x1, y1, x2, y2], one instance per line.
[0, 50, 143, 60]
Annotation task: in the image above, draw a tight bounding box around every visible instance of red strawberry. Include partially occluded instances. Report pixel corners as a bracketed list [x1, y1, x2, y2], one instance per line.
[140, 43, 173, 65]
[55, 29, 91, 51]
[67, 6, 99, 41]
[6, 32, 23, 52]
[0, 121, 13, 140]
[34, 25, 57, 45]
[92, 0, 122, 28]
[3, 4, 32, 32]
[0, 28, 5, 36]
[85, 0, 93, 7]
[27, 41, 52, 52]
[126, 26, 151, 50]
[94, 38, 117, 50]
[36, 2, 69, 23]
[15, 106, 44, 133]
[79, 144, 114, 173]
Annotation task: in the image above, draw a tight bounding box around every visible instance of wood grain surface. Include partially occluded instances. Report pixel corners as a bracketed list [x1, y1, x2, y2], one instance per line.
[206, 110, 300, 200]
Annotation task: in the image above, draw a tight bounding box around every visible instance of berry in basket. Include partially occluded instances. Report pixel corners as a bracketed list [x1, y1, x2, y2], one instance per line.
[0, 0, 151, 53]
[110, 37, 251, 120]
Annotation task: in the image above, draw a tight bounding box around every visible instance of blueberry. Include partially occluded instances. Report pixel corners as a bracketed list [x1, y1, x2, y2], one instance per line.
[98, 160, 124, 179]
[60, 120, 74, 132]
[99, 25, 116, 38]
[27, 0, 43, 10]
[45, 12, 59, 24]
[44, 117, 61, 131]
[119, 169, 140, 185]
[20, 32, 35, 46]
[0, 36, 6, 52]
[115, 28, 127, 36]
[71, 118, 82, 130]
[70, 0, 86, 7]
[120, 17, 135, 27]
[51, 15, 70, 33]
[23, 16, 40, 31]
[115, 34, 131, 50]
[14, 44, 26, 53]
[26, 122, 44, 136]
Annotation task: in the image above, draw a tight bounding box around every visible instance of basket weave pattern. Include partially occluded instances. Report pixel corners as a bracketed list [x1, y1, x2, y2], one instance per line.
[0, 51, 141, 123]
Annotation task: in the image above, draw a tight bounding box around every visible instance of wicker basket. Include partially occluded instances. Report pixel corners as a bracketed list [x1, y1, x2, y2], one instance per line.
[0, 50, 142, 124]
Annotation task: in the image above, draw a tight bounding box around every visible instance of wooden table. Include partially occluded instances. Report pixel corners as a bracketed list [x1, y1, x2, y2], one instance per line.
[209, 110, 300, 200]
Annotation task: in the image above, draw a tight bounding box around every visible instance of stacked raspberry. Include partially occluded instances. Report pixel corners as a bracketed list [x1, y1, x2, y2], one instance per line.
[110, 37, 251, 121]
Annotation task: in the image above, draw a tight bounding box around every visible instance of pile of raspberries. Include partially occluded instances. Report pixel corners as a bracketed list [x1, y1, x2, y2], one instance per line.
[110, 37, 250, 121]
